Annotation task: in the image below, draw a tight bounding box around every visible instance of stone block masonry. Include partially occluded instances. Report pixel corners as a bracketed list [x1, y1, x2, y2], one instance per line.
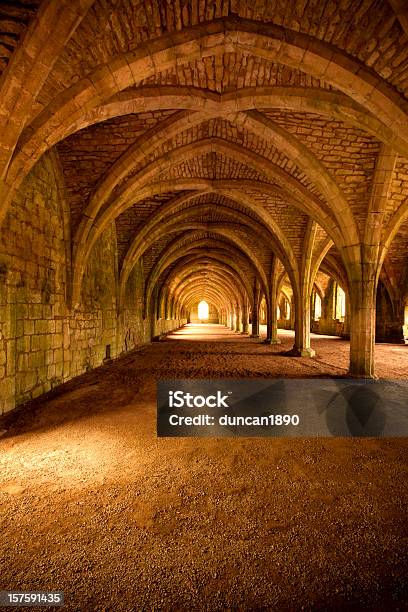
[0, 151, 181, 414]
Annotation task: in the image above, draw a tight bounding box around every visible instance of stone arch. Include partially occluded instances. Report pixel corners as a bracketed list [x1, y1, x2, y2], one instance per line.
[177, 281, 233, 317]
[13, 18, 408, 175]
[157, 252, 254, 308]
[379, 195, 408, 278]
[0, 0, 96, 181]
[139, 205, 277, 310]
[3, 16, 407, 238]
[21, 86, 404, 158]
[170, 268, 246, 315]
[160, 264, 248, 316]
[73, 137, 344, 276]
[119, 220, 270, 308]
[71, 189, 300, 311]
[72, 111, 355, 248]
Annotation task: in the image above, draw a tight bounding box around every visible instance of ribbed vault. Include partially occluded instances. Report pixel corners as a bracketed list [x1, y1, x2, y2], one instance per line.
[1, 0, 408, 401]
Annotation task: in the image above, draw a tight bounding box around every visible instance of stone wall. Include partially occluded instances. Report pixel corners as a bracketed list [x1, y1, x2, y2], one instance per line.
[68, 223, 119, 377]
[376, 282, 405, 344]
[0, 151, 69, 413]
[154, 318, 187, 336]
[121, 262, 150, 351]
[310, 279, 348, 338]
[189, 302, 219, 323]
[0, 151, 182, 415]
[311, 318, 346, 338]
[277, 318, 293, 331]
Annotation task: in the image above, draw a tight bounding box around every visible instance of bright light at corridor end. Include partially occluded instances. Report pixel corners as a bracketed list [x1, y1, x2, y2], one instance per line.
[198, 300, 209, 320]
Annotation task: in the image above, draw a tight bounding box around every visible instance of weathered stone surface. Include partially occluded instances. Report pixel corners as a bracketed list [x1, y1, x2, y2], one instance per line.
[0, 151, 184, 413]
[0, 0, 408, 413]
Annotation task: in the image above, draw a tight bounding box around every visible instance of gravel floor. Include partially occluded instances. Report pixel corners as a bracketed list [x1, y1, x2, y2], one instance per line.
[0, 325, 407, 611]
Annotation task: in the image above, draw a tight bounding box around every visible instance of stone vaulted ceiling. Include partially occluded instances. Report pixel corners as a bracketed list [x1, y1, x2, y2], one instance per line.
[0, 0, 408, 377]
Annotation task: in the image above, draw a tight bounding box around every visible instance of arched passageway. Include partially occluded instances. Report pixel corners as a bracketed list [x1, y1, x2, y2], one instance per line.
[0, 2, 408, 609]
[0, 2, 408, 413]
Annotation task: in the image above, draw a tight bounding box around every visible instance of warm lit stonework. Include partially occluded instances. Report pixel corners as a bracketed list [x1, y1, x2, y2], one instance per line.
[0, 1, 407, 608]
[1, 1, 408, 411]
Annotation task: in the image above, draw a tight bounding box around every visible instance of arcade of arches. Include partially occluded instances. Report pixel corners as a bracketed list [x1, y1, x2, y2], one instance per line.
[0, 2, 408, 608]
[1, 1, 408, 413]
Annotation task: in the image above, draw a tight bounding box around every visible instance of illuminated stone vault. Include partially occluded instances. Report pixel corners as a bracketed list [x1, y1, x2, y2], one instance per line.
[0, 0, 408, 412]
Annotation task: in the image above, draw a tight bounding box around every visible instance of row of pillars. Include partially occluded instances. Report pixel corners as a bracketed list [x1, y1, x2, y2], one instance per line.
[219, 279, 282, 343]
[219, 273, 382, 377]
[220, 300, 281, 344]
[220, 308, 249, 334]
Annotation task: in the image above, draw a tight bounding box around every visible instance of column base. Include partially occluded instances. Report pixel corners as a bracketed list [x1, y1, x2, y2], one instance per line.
[291, 346, 316, 357]
[348, 372, 378, 379]
[264, 338, 281, 345]
[250, 334, 260, 338]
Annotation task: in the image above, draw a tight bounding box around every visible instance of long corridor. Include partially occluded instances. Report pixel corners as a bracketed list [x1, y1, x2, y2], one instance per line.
[2, 3, 408, 608]
[1, 325, 407, 610]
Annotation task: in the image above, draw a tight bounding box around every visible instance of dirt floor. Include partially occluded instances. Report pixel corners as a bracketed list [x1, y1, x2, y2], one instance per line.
[0, 325, 407, 611]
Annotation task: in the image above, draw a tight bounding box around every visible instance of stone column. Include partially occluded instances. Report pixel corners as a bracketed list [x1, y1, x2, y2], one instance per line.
[241, 304, 249, 334]
[290, 296, 295, 330]
[265, 307, 281, 344]
[375, 285, 405, 344]
[224, 311, 229, 327]
[264, 275, 281, 345]
[292, 290, 315, 357]
[343, 294, 350, 339]
[250, 283, 260, 338]
[164, 291, 170, 320]
[233, 307, 239, 332]
[349, 277, 376, 378]
[235, 307, 242, 332]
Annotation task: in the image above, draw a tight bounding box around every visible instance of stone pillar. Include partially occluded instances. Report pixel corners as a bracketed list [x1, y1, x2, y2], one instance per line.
[349, 277, 376, 378]
[230, 311, 234, 330]
[290, 296, 295, 330]
[292, 290, 315, 357]
[241, 304, 249, 334]
[233, 308, 239, 332]
[265, 308, 281, 344]
[235, 307, 242, 332]
[251, 283, 260, 338]
[265, 276, 281, 345]
[343, 294, 350, 339]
